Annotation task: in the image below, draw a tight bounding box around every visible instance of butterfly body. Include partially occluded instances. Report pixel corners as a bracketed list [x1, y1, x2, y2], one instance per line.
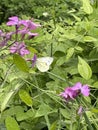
[36, 57, 53, 72]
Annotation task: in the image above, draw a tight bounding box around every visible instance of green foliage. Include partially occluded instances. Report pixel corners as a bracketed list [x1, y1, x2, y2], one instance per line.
[82, 0, 93, 14]
[13, 54, 29, 72]
[5, 116, 20, 130]
[0, 0, 81, 24]
[19, 89, 33, 107]
[0, 0, 98, 130]
[78, 56, 92, 80]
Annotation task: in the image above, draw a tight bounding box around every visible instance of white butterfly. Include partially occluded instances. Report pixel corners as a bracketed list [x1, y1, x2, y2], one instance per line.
[36, 57, 53, 72]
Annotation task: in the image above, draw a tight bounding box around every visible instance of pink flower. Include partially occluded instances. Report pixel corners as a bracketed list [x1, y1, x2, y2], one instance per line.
[27, 32, 38, 39]
[6, 16, 40, 40]
[18, 29, 38, 40]
[78, 106, 83, 115]
[60, 87, 78, 101]
[7, 16, 19, 26]
[7, 16, 27, 27]
[24, 20, 41, 30]
[0, 30, 2, 36]
[31, 54, 37, 67]
[6, 32, 14, 40]
[72, 82, 90, 96]
[10, 42, 29, 56]
[60, 82, 90, 101]
[81, 85, 90, 96]
[0, 40, 7, 47]
[18, 29, 28, 40]
[0, 31, 14, 47]
[26, 54, 37, 67]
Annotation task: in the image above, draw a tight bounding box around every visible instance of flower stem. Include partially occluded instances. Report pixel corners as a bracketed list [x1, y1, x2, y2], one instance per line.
[83, 111, 94, 130]
[33, 75, 51, 129]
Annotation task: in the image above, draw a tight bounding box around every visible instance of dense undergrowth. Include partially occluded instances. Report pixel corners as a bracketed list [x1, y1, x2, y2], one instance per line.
[0, 0, 98, 130]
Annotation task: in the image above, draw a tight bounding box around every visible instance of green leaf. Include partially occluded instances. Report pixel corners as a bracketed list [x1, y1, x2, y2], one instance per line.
[19, 89, 33, 107]
[66, 47, 74, 60]
[16, 109, 35, 121]
[83, 112, 94, 130]
[56, 56, 66, 66]
[27, 47, 38, 53]
[48, 67, 67, 82]
[50, 121, 58, 130]
[84, 36, 97, 42]
[78, 56, 92, 80]
[82, 0, 93, 14]
[91, 108, 98, 113]
[1, 91, 14, 112]
[93, 81, 98, 88]
[5, 116, 20, 130]
[60, 108, 70, 119]
[75, 46, 83, 52]
[65, 66, 78, 75]
[13, 54, 29, 72]
[71, 14, 81, 22]
[1, 82, 23, 112]
[35, 104, 53, 118]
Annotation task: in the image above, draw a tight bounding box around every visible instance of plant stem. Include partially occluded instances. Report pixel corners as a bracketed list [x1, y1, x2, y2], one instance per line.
[33, 75, 51, 130]
[83, 111, 94, 130]
[47, 71, 73, 86]
[0, 64, 14, 88]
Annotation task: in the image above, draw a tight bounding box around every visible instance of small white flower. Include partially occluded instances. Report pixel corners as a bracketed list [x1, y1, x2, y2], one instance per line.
[43, 12, 49, 17]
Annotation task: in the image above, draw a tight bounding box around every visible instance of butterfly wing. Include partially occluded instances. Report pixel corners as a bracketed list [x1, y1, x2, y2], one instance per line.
[36, 57, 53, 72]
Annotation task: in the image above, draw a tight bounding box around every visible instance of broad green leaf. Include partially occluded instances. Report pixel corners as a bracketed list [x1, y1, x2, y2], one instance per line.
[35, 104, 53, 118]
[91, 108, 98, 113]
[1, 83, 23, 112]
[50, 121, 58, 130]
[60, 108, 70, 119]
[93, 81, 98, 88]
[89, 49, 98, 59]
[56, 56, 66, 66]
[78, 56, 92, 80]
[5, 116, 20, 130]
[59, 32, 76, 40]
[13, 54, 29, 72]
[53, 43, 67, 54]
[66, 48, 74, 60]
[72, 122, 80, 130]
[65, 66, 78, 75]
[48, 67, 67, 82]
[46, 81, 60, 90]
[27, 47, 38, 53]
[16, 109, 35, 121]
[19, 89, 33, 107]
[82, 0, 93, 14]
[2, 106, 24, 119]
[20, 122, 33, 130]
[84, 36, 97, 42]
[1, 91, 14, 112]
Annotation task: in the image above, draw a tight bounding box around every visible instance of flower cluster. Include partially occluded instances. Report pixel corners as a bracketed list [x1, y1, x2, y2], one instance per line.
[10, 42, 30, 56]
[0, 16, 41, 56]
[0, 30, 14, 47]
[60, 82, 90, 101]
[0, 17, 54, 72]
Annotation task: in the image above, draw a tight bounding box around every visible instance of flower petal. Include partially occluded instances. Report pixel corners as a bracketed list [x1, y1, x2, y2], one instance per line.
[8, 16, 19, 22]
[72, 82, 82, 90]
[81, 85, 90, 96]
